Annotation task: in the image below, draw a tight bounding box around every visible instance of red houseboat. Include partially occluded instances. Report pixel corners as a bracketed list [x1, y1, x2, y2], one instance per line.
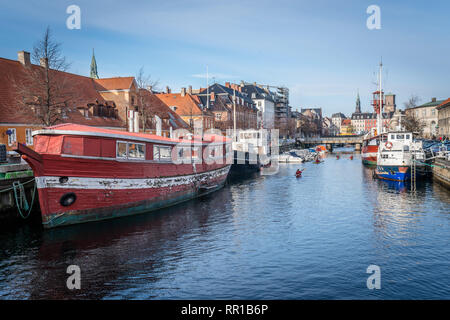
[14, 124, 231, 228]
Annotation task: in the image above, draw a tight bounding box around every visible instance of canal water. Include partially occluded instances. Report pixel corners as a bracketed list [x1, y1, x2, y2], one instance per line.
[0, 149, 449, 299]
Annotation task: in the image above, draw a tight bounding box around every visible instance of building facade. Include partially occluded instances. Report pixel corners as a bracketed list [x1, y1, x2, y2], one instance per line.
[240, 83, 275, 130]
[405, 98, 444, 138]
[437, 98, 450, 138]
[194, 83, 258, 132]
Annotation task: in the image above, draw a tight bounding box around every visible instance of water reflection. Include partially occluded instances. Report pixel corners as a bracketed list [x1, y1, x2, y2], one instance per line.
[0, 148, 449, 299]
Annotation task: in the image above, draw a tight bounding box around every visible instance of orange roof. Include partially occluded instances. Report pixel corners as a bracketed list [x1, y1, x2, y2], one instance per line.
[93, 77, 135, 91]
[155, 93, 211, 117]
[0, 57, 123, 127]
[437, 98, 450, 109]
[342, 119, 351, 125]
[139, 90, 189, 130]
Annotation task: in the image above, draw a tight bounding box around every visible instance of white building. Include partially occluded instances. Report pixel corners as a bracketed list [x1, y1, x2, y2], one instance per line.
[241, 83, 275, 129]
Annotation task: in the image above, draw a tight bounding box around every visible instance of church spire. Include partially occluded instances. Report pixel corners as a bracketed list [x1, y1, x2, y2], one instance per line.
[355, 89, 361, 113]
[90, 49, 99, 79]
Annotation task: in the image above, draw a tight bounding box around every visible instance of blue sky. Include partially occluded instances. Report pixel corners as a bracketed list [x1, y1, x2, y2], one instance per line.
[1, 0, 449, 116]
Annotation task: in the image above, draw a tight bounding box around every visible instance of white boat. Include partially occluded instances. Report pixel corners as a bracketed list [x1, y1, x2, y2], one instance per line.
[375, 131, 429, 181]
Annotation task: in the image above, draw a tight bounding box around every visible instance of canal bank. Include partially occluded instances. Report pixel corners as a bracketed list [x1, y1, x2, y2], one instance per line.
[0, 149, 449, 299]
[432, 158, 450, 189]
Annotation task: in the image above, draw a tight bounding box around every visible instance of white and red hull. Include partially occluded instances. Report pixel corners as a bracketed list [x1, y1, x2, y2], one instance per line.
[361, 135, 380, 166]
[361, 145, 378, 165]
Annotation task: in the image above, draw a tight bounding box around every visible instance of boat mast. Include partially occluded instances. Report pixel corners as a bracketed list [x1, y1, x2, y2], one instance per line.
[233, 89, 237, 142]
[377, 60, 383, 136]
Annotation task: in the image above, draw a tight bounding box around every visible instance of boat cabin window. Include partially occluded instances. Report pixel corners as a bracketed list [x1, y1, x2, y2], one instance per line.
[154, 145, 172, 161]
[403, 145, 409, 152]
[405, 134, 410, 140]
[396, 134, 405, 140]
[128, 143, 145, 159]
[116, 141, 145, 160]
[117, 142, 127, 158]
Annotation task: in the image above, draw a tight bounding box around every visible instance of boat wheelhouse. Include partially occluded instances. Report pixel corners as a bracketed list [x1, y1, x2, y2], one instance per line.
[375, 131, 429, 181]
[15, 124, 231, 228]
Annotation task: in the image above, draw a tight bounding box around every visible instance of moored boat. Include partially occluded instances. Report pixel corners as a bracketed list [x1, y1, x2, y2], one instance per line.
[361, 130, 381, 166]
[14, 124, 231, 228]
[375, 131, 429, 181]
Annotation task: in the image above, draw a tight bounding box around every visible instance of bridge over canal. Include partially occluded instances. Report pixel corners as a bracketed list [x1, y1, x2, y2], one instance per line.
[298, 135, 364, 151]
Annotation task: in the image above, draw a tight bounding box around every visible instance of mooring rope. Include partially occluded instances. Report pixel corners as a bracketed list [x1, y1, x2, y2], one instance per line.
[10, 179, 37, 219]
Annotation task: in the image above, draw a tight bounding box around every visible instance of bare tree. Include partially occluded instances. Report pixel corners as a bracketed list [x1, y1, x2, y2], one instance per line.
[12, 27, 71, 126]
[404, 94, 421, 109]
[403, 113, 425, 135]
[135, 66, 159, 132]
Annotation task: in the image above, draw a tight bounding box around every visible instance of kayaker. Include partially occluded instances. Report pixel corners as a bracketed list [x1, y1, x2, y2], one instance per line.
[296, 169, 302, 177]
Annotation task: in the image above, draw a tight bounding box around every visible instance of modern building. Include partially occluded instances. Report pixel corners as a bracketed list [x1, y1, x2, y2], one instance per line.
[405, 97, 444, 138]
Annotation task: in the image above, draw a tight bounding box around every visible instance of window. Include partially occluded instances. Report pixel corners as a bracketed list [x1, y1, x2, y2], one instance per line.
[215, 113, 221, 121]
[116, 142, 128, 158]
[396, 134, 404, 139]
[7, 128, 17, 146]
[117, 141, 146, 159]
[25, 128, 33, 146]
[153, 145, 172, 161]
[128, 143, 145, 159]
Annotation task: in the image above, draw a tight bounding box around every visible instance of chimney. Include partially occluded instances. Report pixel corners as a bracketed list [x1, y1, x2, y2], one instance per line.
[181, 87, 186, 96]
[188, 85, 192, 94]
[40, 58, 48, 68]
[431, 97, 436, 102]
[166, 86, 171, 94]
[17, 51, 30, 66]
[225, 82, 231, 88]
[146, 85, 153, 92]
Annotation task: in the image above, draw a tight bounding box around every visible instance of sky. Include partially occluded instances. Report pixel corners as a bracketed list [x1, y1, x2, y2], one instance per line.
[0, 0, 449, 117]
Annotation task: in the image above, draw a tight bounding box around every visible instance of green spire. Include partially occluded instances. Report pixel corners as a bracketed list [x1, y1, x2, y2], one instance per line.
[355, 89, 361, 113]
[90, 49, 99, 79]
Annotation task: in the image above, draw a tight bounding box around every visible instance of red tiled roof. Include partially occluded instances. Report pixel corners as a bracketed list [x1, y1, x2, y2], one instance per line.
[0, 57, 123, 127]
[342, 119, 351, 125]
[139, 90, 189, 130]
[437, 98, 450, 109]
[93, 77, 135, 91]
[155, 93, 212, 117]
